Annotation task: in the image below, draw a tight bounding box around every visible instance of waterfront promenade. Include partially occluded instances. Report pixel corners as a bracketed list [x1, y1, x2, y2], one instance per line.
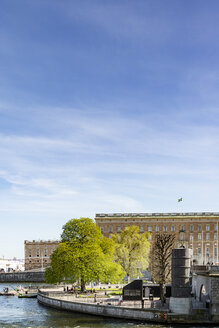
[38, 288, 168, 323]
[37, 288, 215, 324]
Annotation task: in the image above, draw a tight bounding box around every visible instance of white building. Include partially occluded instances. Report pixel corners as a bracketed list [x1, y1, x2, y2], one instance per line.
[0, 259, 24, 272]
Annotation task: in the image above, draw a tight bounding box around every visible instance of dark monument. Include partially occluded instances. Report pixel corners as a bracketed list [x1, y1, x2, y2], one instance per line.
[123, 280, 143, 301]
[171, 248, 191, 297]
[170, 248, 192, 314]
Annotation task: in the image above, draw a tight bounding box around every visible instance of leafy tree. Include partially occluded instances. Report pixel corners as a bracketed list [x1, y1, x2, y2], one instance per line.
[149, 233, 175, 304]
[45, 218, 125, 291]
[112, 225, 150, 282]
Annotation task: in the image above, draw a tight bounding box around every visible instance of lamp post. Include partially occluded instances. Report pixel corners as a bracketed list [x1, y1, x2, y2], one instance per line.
[179, 227, 186, 248]
[41, 255, 44, 271]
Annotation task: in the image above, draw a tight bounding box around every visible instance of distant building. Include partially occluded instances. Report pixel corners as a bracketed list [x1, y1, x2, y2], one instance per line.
[24, 240, 59, 271]
[0, 258, 24, 272]
[95, 212, 219, 265]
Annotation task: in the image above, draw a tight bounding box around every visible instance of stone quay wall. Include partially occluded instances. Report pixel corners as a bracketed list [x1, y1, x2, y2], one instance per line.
[0, 271, 45, 282]
[211, 276, 219, 321]
[38, 290, 218, 324]
[37, 291, 168, 323]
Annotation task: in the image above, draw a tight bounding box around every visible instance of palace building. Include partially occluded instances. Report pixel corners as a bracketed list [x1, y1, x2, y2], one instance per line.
[95, 212, 219, 265]
[24, 240, 59, 271]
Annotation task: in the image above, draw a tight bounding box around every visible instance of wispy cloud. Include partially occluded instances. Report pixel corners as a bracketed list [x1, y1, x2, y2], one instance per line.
[0, 103, 219, 258]
[62, 1, 174, 45]
[1, 0, 219, 257]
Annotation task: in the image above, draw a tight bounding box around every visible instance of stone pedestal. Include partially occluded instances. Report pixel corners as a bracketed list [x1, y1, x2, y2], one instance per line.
[169, 297, 192, 314]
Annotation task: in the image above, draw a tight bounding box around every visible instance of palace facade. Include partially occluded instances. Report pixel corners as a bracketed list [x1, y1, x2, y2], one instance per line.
[24, 240, 59, 271]
[95, 212, 219, 265]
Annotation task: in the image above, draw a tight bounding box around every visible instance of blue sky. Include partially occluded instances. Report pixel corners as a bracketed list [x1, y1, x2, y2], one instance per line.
[1, 0, 219, 258]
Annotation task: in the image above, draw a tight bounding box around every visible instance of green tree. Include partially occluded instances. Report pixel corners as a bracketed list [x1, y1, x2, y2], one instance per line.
[149, 233, 175, 305]
[112, 225, 150, 282]
[45, 218, 125, 291]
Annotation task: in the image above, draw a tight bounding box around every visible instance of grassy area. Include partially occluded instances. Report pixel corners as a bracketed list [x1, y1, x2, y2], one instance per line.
[77, 294, 94, 298]
[108, 290, 122, 296]
[75, 287, 122, 298]
[86, 288, 122, 292]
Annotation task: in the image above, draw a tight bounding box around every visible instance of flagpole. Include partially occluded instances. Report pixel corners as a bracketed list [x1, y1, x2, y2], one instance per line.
[177, 198, 183, 214]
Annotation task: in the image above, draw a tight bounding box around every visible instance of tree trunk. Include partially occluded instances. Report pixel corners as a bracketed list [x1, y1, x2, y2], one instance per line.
[80, 277, 86, 292]
[160, 283, 165, 306]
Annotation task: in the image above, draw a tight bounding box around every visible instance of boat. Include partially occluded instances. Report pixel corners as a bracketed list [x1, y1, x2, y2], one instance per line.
[0, 287, 16, 296]
[18, 292, 37, 298]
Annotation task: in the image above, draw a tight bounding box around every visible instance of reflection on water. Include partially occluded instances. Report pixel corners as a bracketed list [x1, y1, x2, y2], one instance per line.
[0, 283, 214, 328]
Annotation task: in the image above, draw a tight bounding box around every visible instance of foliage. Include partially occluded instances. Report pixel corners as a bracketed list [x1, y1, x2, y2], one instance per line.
[112, 225, 151, 281]
[45, 218, 125, 290]
[61, 218, 101, 243]
[149, 233, 175, 304]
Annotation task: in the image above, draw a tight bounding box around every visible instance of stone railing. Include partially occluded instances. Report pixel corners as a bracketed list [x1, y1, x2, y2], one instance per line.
[96, 212, 219, 218]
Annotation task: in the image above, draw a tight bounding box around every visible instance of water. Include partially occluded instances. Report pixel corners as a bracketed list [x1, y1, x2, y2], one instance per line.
[0, 283, 215, 328]
[0, 283, 161, 328]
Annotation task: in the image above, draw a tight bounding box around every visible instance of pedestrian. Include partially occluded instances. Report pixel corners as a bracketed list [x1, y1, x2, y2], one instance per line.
[117, 295, 122, 306]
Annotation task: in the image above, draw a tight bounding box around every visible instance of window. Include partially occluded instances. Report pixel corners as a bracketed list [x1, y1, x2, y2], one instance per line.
[148, 234, 152, 241]
[206, 247, 209, 254]
[180, 233, 184, 241]
[206, 225, 210, 231]
[206, 233, 210, 240]
[180, 225, 185, 231]
[109, 234, 112, 239]
[101, 227, 104, 233]
[148, 226, 152, 232]
[198, 233, 202, 240]
[171, 225, 175, 232]
[198, 225, 202, 232]
[214, 247, 217, 257]
[190, 225, 193, 232]
[140, 226, 144, 232]
[156, 226, 159, 232]
[198, 247, 201, 254]
[190, 234, 193, 241]
[44, 248, 48, 257]
[214, 234, 218, 240]
[109, 226, 112, 233]
[215, 224, 218, 231]
[163, 226, 167, 232]
[117, 226, 121, 232]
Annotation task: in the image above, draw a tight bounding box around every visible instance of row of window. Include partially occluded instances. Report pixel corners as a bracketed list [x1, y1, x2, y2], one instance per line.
[103, 224, 219, 233]
[196, 247, 218, 256]
[186, 233, 218, 241]
[108, 233, 217, 242]
[27, 247, 56, 257]
[28, 251, 52, 257]
[28, 259, 47, 263]
[28, 254, 48, 257]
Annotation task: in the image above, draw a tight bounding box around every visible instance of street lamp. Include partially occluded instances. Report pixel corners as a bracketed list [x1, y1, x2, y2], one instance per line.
[179, 227, 186, 248]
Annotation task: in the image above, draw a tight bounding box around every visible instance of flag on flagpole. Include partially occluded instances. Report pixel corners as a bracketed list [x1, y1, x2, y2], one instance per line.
[178, 197, 183, 202]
